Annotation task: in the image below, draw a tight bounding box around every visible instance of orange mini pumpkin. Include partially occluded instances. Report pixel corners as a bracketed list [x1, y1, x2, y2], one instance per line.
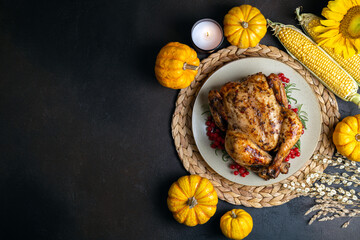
[220, 209, 253, 240]
[167, 175, 218, 226]
[333, 114, 360, 161]
[223, 5, 267, 49]
[155, 42, 199, 89]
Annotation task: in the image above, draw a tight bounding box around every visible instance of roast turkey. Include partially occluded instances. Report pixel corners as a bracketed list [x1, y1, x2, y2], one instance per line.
[208, 72, 303, 180]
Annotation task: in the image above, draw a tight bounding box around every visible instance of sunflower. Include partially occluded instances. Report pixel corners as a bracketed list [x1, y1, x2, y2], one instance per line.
[313, 0, 360, 59]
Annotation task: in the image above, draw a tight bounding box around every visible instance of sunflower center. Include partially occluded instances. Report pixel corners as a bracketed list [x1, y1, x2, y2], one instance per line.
[340, 6, 360, 39]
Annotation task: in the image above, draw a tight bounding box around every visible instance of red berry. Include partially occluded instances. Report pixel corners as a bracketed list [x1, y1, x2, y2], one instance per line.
[292, 108, 298, 113]
[294, 147, 299, 153]
[206, 121, 211, 126]
[207, 116, 212, 121]
[211, 143, 216, 149]
[206, 126, 212, 132]
[282, 83, 286, 87]
[234, 171, 239, 175]
[295, 152, 300, 157]
[290, 153, 296, 159]
[245, 171, 249, 175]
[235, 164, 241, 169]
[230, 164, 236, 169]
[302, 129, 305, 135]
[239, 168, 245, 174]
[284, 77, 290, 83]
[278, 73, 284, 78]
[288, 104, 292, 109]
[241, 173, 246, 177]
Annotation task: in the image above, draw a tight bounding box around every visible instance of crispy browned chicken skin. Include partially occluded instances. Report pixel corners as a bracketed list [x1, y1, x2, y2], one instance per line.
[208, 73, 303, 180]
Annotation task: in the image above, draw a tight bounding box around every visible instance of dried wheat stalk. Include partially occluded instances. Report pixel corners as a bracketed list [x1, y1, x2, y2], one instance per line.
[283, 153, 360, 227]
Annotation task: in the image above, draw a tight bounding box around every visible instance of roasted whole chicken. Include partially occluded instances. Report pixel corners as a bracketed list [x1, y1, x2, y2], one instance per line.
[208, 73, 303, 180]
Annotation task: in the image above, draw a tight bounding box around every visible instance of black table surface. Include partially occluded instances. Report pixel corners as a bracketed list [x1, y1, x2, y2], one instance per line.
[1, 0, 359, 239]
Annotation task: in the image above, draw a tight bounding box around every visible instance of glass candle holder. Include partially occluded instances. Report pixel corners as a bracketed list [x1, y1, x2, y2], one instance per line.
[191, 18, 224, 53]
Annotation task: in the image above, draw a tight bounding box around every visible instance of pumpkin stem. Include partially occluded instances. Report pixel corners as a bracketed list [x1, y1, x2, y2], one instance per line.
[187, 196, 198, 209]
[356, 134, 360, 142]
[240, 21, 249, 29]
[183, 62, 198, 71]
[230, 210, 237, 218]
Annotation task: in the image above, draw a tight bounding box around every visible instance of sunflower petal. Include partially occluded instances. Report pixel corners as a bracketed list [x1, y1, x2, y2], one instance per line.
[319, 33, 341, 47]
[345, 39, 356, 58]
[322, 7, 345, 21]
[317, 29, 340, 38]
[343, 0, 357, 9]
[327, 0, 348, 14]
[313, 25, 328, 33]
[354, 38, 360, 53]
[319, 19, 340, 27]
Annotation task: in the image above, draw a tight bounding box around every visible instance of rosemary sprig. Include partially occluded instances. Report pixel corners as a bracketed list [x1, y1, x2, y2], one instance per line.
[297, 104, 308, 130]
[285, 83, 299, 105]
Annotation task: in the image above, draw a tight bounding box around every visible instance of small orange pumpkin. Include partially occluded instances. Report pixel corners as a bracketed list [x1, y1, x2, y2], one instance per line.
[155, 42, 200, 89]
[333, 114, 360, 161]
[220, 209, 253, 240]
[223, 5, 267, 49]
[167, 175, 218, 226]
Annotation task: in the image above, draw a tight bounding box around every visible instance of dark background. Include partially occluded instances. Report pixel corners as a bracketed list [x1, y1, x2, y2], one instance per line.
[0, 0, 359, 239]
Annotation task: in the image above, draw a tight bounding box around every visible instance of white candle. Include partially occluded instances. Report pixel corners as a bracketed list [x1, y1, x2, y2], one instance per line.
[191, 19, 223, 51]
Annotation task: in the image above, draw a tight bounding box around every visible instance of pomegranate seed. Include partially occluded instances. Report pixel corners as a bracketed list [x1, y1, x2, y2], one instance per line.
[234, 171, 239, 175]
[295, 152, 300, 157]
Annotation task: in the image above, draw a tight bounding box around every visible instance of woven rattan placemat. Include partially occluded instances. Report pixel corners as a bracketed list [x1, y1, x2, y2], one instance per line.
[171, 45, 340, 208]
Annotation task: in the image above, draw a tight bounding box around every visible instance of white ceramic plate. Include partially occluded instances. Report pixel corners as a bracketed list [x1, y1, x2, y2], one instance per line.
[192, 57, 322, 186]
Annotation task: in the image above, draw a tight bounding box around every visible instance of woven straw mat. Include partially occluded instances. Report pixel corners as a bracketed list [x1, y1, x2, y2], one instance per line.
[171, 45, 340, 208]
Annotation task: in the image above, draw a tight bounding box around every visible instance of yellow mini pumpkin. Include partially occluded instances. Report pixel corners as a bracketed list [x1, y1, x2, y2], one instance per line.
[220, 209, 253, 240]
[155, 42, 200, 89]
[223, 5, 267, 49]
[167, 175, 218, 227]
[333, 114, 360, 161]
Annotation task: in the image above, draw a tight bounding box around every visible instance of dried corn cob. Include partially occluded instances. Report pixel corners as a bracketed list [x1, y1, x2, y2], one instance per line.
[267, 19, 360, 107]
[296, 7, 360, 86]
